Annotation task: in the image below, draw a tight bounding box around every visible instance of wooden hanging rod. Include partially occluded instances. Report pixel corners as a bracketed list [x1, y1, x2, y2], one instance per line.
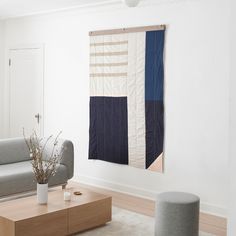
[89, 24, 166, 36]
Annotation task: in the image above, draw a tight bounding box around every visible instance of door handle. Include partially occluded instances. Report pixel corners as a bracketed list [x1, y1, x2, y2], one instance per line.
[35, 113, 40, 124]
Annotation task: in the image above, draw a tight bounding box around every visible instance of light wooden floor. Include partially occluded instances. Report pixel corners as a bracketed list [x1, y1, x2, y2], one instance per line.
[67, 181, 227, 236]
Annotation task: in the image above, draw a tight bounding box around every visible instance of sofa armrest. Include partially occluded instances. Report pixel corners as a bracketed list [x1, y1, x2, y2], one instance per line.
[43, 138, 74, 180]
[60, 140, 74, 179]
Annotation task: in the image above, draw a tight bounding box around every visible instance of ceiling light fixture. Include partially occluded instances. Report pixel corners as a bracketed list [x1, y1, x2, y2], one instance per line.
[122, 0, 141, 7]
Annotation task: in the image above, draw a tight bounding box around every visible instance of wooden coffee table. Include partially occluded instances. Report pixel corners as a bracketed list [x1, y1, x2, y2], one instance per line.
[0, 187, 112, 236]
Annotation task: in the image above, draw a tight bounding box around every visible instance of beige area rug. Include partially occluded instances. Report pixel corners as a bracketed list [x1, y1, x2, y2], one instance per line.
[77, 207, 215, 236]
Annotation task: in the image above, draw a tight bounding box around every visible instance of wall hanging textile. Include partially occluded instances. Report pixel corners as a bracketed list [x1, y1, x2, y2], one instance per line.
[88, 25, 165, 172]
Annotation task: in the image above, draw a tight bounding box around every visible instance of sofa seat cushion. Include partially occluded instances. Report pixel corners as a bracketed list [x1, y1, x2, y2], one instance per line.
[0, 161, 68, 197]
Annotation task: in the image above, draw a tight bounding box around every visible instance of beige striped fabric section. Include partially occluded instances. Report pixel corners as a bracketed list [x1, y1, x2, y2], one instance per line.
[90, 62, 128, 67]
[90, 34, 128, 97]
[90, 41, 128, 47]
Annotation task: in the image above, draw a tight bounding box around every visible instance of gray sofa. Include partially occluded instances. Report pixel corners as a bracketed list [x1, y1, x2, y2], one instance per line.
[0, 138, 74, 198]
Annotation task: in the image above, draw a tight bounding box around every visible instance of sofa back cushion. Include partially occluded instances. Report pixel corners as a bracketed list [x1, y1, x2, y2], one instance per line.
[0, 138, 30, 165]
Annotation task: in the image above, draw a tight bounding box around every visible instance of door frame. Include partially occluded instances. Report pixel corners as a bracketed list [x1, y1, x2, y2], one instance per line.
[5, 44, 45, 137]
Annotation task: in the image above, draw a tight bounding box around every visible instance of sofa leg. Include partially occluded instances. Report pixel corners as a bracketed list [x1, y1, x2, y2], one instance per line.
[62, 184, 67, 190]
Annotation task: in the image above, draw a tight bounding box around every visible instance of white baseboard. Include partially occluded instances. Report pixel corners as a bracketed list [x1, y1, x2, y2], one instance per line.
[72, 174, 227, 218]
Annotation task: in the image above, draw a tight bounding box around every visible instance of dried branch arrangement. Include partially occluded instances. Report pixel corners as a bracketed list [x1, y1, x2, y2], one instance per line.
[23, 130, 64, 184]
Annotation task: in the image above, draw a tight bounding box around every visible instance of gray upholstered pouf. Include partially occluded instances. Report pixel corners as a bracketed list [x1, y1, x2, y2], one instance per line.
[155, 192, 200, 236]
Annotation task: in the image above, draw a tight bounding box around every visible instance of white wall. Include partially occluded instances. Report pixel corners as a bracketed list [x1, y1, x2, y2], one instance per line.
[228, 0, 236, 234]
[2, 0, 229, 216]
[0, 21, 5, 138]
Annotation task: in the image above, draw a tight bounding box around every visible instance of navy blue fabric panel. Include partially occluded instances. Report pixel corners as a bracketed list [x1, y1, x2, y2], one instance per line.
[145, 30, 165, 101]
[89, 96, 128, 165]
[145, 101, 164, 168]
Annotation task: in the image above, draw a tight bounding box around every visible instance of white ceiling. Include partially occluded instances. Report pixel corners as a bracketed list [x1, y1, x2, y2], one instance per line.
[0, 0, 122, 19]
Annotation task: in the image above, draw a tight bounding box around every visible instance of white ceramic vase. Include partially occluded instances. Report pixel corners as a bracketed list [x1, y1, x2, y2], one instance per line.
[37, 183, 48, 204]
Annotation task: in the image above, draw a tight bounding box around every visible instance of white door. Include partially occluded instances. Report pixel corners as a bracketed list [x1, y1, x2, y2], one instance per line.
[9, 47, 44, 138]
